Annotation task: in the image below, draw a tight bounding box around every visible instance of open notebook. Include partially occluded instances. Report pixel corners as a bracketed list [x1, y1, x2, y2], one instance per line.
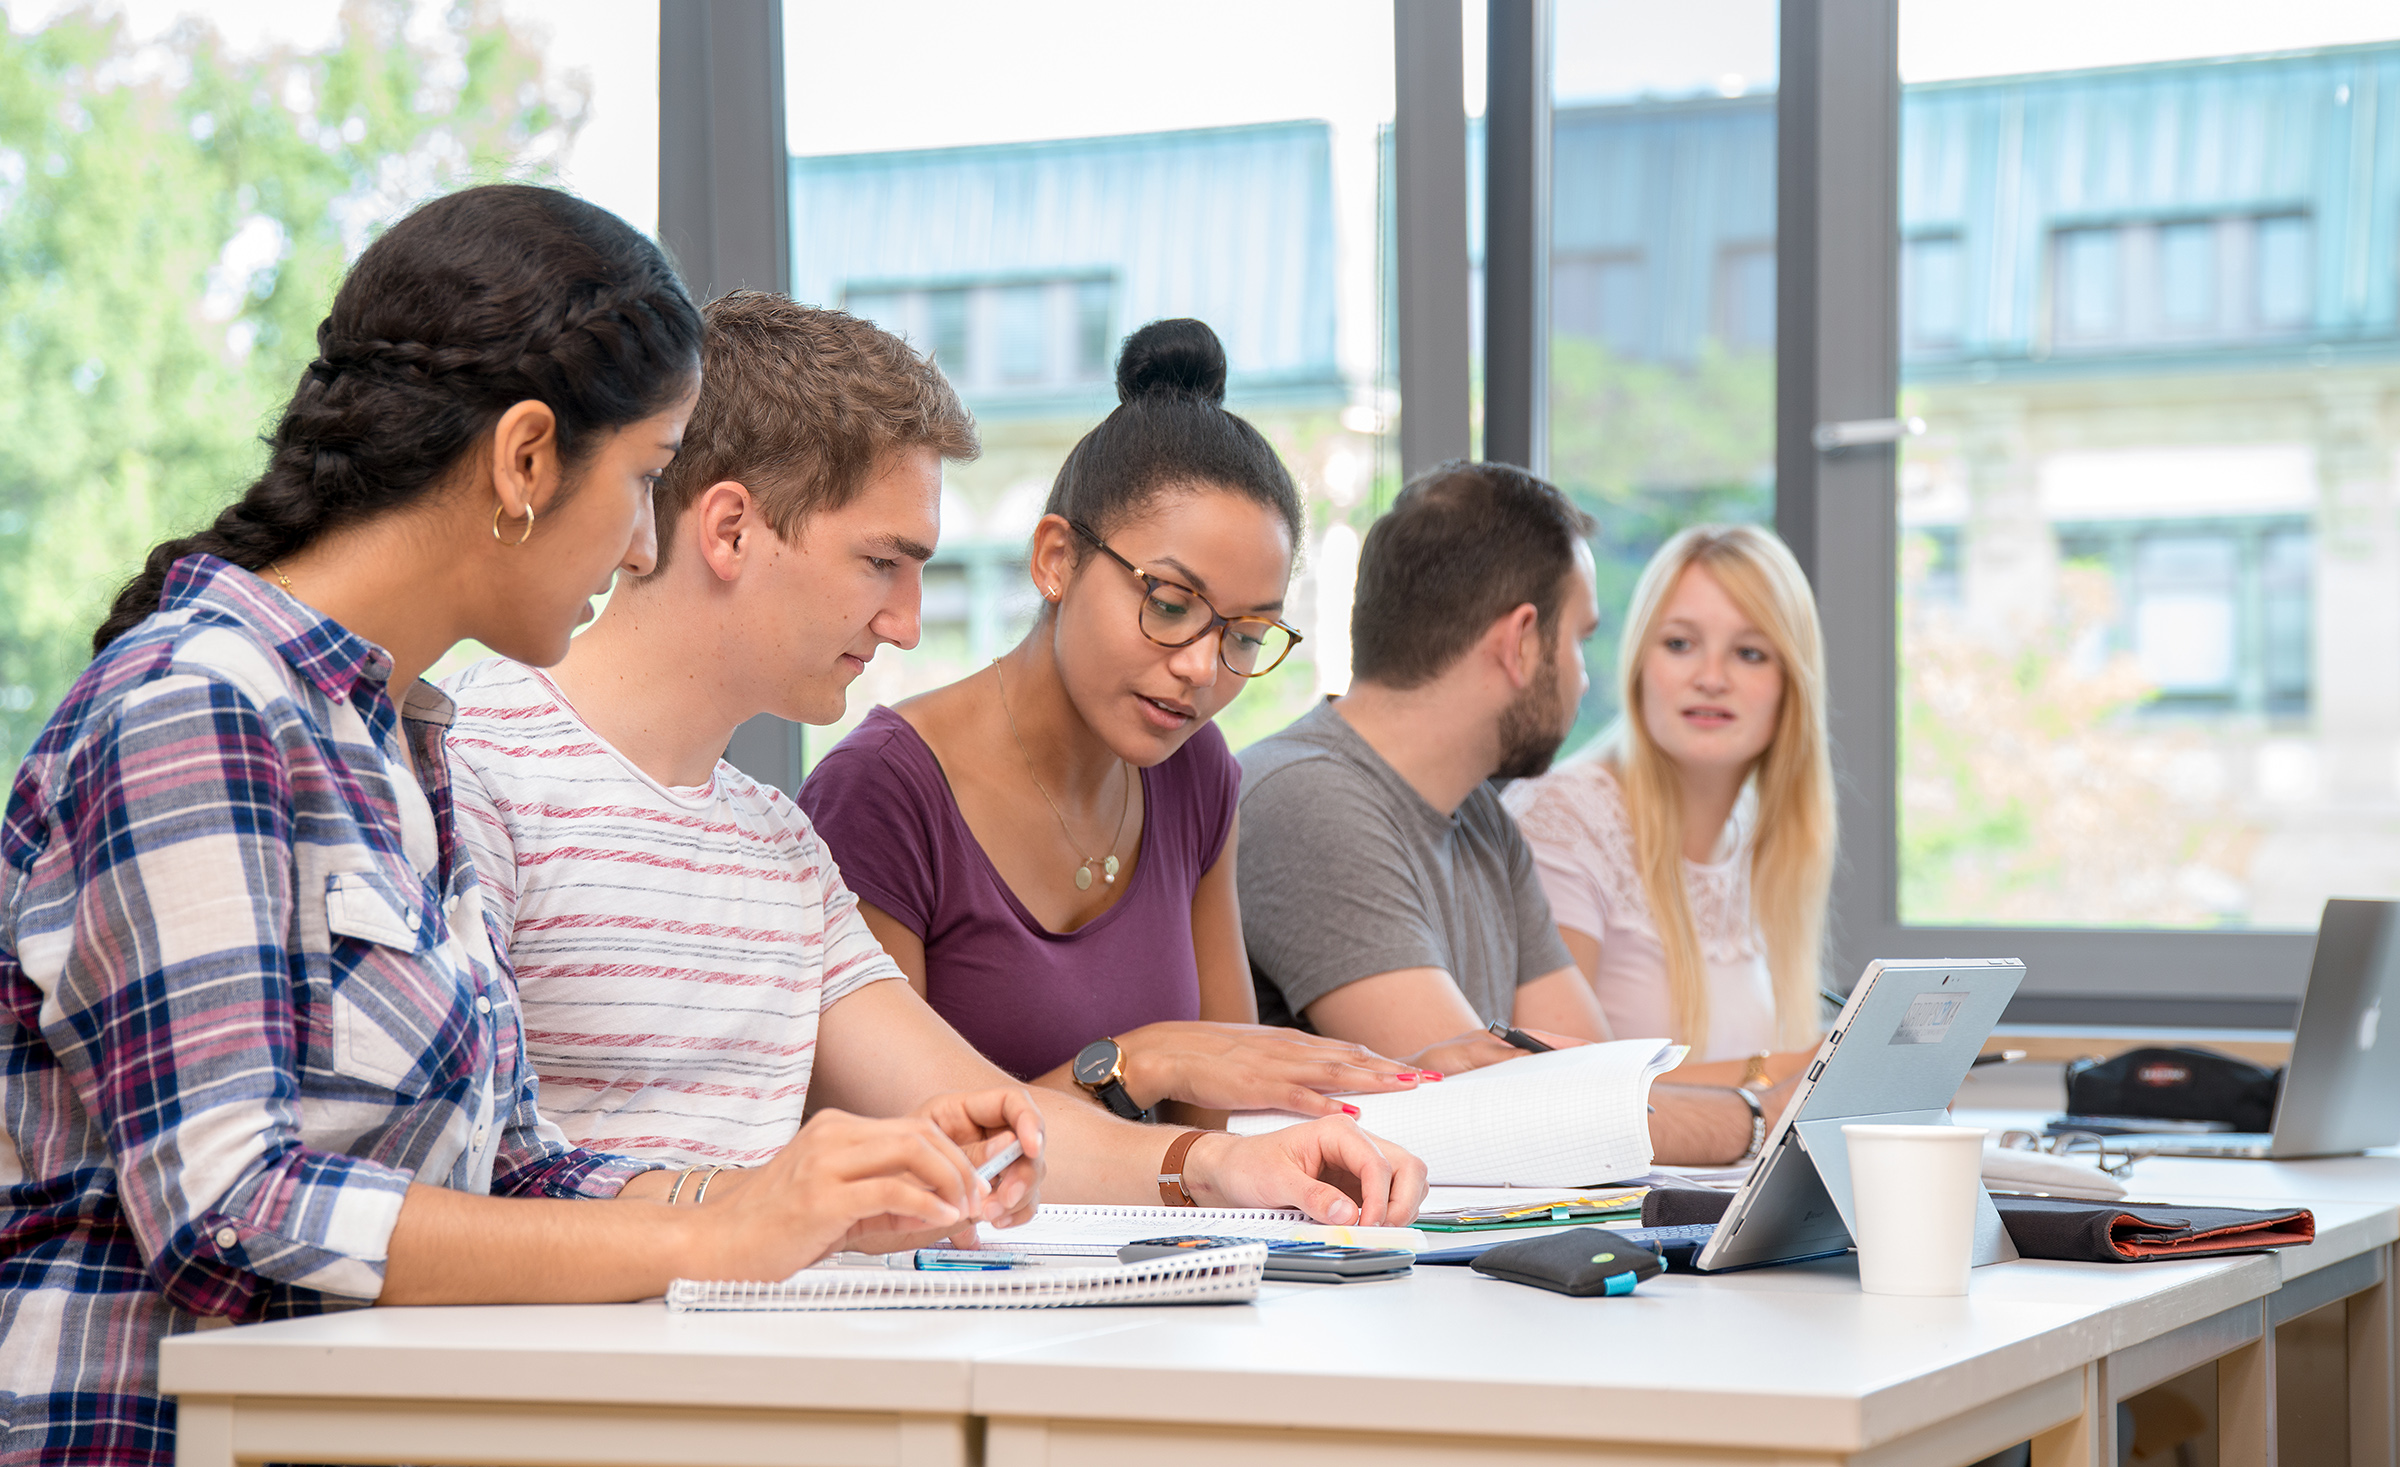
[1228, 1038, 1685, 1186]
[666, 1241, 1268, 1311]
[979, 1202, 1426, 1253]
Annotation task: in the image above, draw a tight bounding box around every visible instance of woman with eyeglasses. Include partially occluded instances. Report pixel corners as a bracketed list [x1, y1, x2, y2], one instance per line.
[800, 320, 1428, 1124]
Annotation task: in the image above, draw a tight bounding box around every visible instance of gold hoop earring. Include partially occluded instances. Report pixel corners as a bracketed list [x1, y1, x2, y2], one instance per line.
[492, 500, 536, 546]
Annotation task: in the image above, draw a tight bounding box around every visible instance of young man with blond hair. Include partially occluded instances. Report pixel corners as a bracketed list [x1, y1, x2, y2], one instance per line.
[444, 292, 1424, 1229]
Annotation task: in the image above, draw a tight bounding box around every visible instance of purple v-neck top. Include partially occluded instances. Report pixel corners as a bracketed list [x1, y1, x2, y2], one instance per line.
[797, 705, 1239, 1081]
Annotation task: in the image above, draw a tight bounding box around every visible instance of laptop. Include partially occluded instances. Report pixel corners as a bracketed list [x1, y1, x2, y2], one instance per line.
[1693, 957, 2025, 1274]
[2073, 899, 2400, 1160]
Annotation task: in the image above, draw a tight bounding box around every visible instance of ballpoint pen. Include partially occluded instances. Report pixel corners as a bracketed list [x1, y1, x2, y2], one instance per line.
[1487, 1018, 1554, 1054]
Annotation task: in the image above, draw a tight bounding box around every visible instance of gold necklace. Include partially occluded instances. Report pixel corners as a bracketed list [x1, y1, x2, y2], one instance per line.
[992, 658, 1131, 891]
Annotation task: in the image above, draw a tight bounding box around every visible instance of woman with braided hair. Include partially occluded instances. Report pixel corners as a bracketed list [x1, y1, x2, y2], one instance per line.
[0, 185, 1038, 1466]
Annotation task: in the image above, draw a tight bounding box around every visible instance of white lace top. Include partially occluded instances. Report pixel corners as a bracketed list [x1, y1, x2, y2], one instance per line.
[1500, 760, 1775, 1061]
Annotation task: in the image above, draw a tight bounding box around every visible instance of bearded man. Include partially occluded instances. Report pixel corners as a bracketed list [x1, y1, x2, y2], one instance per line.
[1236, 461, 1782, 1164]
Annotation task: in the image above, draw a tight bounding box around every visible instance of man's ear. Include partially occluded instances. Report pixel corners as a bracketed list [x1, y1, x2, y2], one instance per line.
[692, 480, 757, 584]
[1487, 602, 1543, 689]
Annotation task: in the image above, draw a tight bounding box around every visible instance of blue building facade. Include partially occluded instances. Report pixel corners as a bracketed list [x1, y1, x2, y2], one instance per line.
[1548, 94, 1777, 361]
[1901, 43, 2400, 374]
[791, 120, 1348, 424]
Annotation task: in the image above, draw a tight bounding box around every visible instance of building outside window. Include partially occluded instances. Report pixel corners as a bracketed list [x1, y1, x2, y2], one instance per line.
[1894, 21, 2400, 930]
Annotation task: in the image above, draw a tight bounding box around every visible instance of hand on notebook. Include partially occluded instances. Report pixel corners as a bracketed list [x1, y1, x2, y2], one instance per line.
[696, 1099, 1034, 1273]
[1116, 1022, 1426, 1115]
[1179, 1118, 1430, 1226]
[1404, 1026, 1589, 1078]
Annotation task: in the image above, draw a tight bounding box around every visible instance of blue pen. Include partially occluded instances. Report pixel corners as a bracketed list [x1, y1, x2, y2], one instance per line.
[907, 1248, 1033, 1271]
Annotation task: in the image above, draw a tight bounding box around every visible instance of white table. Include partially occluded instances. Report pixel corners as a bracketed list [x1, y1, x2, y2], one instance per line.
[1957, 1109, 2400, 1465]
[163, 1196, 2395, 1467]
[164, 1303, 1111, 1467]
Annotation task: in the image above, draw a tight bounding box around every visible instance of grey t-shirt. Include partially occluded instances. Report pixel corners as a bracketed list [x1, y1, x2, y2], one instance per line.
[1237, 701, 1574, 1030]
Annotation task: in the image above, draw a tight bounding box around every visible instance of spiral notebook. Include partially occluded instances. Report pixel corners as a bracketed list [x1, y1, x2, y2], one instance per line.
[665, 1241, 1268, 1312]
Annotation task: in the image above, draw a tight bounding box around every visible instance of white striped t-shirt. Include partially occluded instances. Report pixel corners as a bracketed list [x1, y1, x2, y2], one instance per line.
[440, 658, 900, 1166]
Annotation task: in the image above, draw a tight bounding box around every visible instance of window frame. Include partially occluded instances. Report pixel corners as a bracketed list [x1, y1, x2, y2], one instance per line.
[1774, 0, 2310, 1027]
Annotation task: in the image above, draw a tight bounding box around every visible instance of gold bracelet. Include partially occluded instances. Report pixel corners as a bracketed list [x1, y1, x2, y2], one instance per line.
[691, 1165, 727, 1205]
[665, 1169, 694, 1206]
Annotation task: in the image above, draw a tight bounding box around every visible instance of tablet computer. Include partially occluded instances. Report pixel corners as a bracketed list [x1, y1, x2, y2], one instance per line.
[1692, 957, 2025, 1274]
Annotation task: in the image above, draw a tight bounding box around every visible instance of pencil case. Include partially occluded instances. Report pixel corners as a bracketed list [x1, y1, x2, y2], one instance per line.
[1469, 1227, 1662, 1297]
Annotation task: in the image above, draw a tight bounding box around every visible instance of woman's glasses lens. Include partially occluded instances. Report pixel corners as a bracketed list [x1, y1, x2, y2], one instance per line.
[1135, 584, 1294, 676]
[1220, 620, 1294, 674]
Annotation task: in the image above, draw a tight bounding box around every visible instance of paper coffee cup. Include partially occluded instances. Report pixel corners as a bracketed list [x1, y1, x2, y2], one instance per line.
[1841, 1123, 1988, 1296]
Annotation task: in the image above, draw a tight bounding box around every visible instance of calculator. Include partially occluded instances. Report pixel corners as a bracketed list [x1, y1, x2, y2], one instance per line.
[1118, 1235, 1414, 1283]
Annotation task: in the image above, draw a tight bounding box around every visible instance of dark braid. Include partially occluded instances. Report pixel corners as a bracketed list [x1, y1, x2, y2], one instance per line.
[94, 184, 702, 652]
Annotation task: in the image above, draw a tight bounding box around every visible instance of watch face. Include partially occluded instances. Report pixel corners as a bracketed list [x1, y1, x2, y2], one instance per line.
[1073, 1039, 1119, 1087]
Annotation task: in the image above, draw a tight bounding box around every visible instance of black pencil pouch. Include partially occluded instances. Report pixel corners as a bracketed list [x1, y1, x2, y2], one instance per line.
[1470, 1227, 1663, 1297]
[2064, 1047, 2281, 1132]
[1642, 1184, 1735, 1228]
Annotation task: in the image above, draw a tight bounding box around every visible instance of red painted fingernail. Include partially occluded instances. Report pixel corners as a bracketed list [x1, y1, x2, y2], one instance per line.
[1420, 1072, 1444, 1081]
[1340, 1102, 1361, 1116]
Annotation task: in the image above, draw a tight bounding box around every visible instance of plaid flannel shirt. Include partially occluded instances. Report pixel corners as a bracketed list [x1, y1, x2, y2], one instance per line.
[0, 556, 657, 1465]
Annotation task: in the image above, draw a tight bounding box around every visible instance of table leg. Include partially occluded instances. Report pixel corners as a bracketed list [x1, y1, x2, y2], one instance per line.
[2221, 1331, 2278, 1467]
[985, 1416, 1042, 1467]
[2350, 1243, 2396, 1467]
[2030, 1360, 2109, 1467]
[899, 1413, 971, 1467]
[173, 1397, 234, 1467]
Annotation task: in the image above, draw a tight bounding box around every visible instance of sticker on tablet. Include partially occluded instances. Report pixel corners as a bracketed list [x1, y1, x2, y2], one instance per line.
[1890, 992, 1968, 1045]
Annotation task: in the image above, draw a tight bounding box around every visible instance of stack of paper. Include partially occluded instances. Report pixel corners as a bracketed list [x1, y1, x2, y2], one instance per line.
[1227, 1038, 1685, 1186]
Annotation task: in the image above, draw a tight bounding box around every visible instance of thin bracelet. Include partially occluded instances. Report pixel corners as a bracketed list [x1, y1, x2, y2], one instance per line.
[1728, 1086, 1767, 1165]
[665, 1169, 694, 1206]
[690, 1165, 727, 1205]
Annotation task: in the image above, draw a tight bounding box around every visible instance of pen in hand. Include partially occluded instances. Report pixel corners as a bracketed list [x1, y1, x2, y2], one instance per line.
[1487, 1018, 1555, 1054]
[974, 1135, 1024, 1186]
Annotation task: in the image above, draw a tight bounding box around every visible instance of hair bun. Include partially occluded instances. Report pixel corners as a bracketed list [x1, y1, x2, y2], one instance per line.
[1115, 318, 1227, 405]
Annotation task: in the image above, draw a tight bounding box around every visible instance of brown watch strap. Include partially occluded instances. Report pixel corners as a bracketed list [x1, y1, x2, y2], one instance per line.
[1157, 1129, 1205, 1207]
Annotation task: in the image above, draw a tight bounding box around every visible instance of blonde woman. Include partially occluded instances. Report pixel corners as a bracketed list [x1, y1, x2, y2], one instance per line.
[1501, 524, 1834, 1068]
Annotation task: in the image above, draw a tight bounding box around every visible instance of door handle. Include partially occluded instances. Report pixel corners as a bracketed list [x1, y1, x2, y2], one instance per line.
[1811, 416, 1925, 452]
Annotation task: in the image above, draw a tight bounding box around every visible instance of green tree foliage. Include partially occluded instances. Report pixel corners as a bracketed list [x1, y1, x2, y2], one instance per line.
[0, 1, 585, 768]
[1545, 334, 1774, 751]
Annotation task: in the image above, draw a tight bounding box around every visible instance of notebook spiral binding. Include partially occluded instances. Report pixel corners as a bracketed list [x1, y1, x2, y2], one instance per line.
[666, 1242, 1269, 1311]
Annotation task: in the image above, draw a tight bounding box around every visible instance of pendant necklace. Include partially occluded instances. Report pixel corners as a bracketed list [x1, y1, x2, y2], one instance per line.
[993, 658, 1130, 892]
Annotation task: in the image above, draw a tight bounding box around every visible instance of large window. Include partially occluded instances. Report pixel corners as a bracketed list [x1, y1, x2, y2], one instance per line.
[0, 0, 657, 770]
[1893, 6, 2400, 933]
[783, 0, 1395, 764]
[1546, 0, 1778, 752]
